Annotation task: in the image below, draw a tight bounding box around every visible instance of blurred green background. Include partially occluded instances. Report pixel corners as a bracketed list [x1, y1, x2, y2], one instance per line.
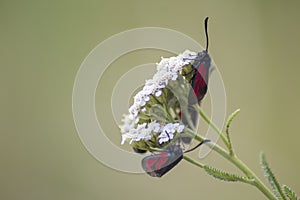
[1, 0, 300, 199]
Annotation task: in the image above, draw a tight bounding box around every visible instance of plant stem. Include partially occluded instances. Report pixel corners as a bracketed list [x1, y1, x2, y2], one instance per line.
[230, 155, 277, 200]
[186, 107, 277, 199]
[190, 135, 277, 200]
[195, 105, 230, 149]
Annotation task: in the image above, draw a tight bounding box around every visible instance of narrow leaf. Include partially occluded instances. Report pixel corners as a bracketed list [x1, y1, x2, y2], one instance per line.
[283, 185, 299, 200]
[225, 109, 240, 155]
[226, 108, 240, 131]
[203, 165, 253, 184]
[260, 152, 286, 200]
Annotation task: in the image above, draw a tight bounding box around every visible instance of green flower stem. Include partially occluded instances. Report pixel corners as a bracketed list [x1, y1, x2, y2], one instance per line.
[195, 105, 230, 150]
[230, 155, 277, 200]
[189, 132, 277, 200]
[183, 107, 276, 199]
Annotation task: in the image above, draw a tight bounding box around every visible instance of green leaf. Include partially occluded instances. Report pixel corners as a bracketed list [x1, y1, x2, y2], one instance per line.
[260, 152, 286, 200]
[283, 185, 300, 200]
[225, 108, 241, 131]
[203, 165, 253, 184]
[225, 108, 240, 155]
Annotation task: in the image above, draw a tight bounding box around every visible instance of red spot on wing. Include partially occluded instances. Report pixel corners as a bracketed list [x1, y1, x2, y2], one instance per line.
[155, 152, 168, 170]
[146, 157, 158, 172]
[193, 64, 207, 99]
[198, 64, 207, 87]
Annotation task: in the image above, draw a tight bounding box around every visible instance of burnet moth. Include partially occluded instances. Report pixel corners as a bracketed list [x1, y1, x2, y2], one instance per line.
[189, 17, 211, 104]
[181, 17, 212, 143]
[142, 139, 210, 177]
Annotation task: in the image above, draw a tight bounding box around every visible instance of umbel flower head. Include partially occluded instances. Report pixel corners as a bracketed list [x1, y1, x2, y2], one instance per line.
[119, 50, 198, 151]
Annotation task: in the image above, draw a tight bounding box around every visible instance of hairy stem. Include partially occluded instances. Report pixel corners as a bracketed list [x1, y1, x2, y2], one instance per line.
[182, 107, 276, 200]
[188, 132, 277, 200]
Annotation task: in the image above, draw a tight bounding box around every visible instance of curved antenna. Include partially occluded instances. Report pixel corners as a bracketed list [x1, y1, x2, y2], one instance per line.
[204, 17, 209, 52]
[184, 139, 210, 153]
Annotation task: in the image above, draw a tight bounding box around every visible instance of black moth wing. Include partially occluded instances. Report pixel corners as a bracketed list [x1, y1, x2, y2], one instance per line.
[141, 146, 183, 177]
[181, 51, 211, 144]
[190, 51, 211, 104]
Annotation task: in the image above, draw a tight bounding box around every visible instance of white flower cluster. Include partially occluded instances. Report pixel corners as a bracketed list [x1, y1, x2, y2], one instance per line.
[128, 50, 196, 117]
[120, 50, 195, 146]
[158, 122, 184, 144]
[120, 113, 184, 145]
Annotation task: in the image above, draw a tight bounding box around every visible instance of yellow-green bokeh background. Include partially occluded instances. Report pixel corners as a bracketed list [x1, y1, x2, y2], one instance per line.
[1, 0, 299, 199]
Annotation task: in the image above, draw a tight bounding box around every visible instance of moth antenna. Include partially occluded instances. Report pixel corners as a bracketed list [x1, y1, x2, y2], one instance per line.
[204, 17, 209, 52]
[184, 139, 210, 153]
